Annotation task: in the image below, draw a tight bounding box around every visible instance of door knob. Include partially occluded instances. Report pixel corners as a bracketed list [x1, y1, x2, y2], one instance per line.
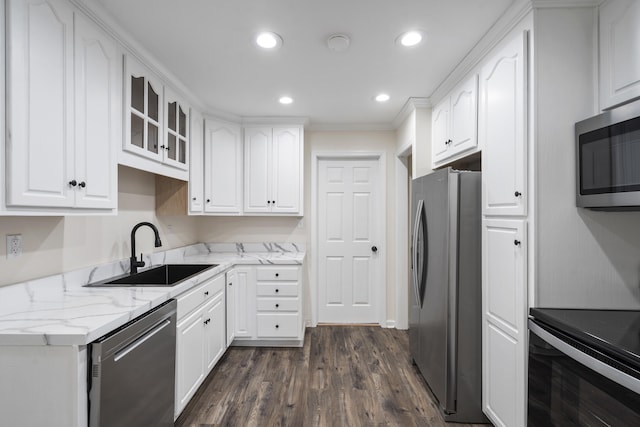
[372, 246, 378, 253]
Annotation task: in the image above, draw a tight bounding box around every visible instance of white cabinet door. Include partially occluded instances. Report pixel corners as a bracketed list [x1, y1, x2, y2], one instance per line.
[73, 13, 118, 209]
[431, 97, 450, 162]
[432, 74, 478, 167]
[482, 218, 527, 427]
[600, 0, 640, 109]
[163, 86, 189, 170]
[204, 120, 243, 214]
[175, 307, 205, 417]
[124, 55, 163, 163]
[6, 0, 75, 207]
[189, 109, 204, 214]
[244, 127, 272, 213]
[450, 74, 478, 153]
[231, 266, 255, 339]
[480, 32, 527, 216]
[271, 127, 301, 214]
[226, 270, 236, 345]
[203, 293, 225, 373]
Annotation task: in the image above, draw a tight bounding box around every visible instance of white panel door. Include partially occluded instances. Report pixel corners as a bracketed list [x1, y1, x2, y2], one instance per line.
[175, 307, 205, 417]
[204, 120, 242, 214]
[244, 127, 271, 213]
[600, 0, 640, 109]
[189, 109, 204, 214]
[6, 0, 74, 207]
[431, 98, 450, 162]
[271, 127, 301, 213]
[203, 293, 225, 373]
[482, 218, 527, 427]
[73, 13, 118, 209]
[231, 267, 255, 338]
[318, 158, 382, 324]
[226, 270, 236, 345]
[480, 32, 527, 216]
[450, 74, 478, 153]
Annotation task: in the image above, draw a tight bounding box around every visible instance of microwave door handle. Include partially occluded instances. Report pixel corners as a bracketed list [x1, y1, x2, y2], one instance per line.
[412, 200, 424, 307]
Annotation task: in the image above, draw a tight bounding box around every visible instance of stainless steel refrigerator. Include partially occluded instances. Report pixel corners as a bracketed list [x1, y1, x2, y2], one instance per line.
[409, 167, 487, 423]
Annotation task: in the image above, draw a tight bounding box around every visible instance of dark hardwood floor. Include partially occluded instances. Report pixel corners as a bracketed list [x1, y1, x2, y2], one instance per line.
[176, 325, 489, 427]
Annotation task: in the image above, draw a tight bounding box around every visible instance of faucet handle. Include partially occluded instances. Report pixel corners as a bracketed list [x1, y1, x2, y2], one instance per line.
[137, 253, 145, 268]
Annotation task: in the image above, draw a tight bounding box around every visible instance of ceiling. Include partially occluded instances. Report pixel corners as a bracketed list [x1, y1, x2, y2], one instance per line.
[94, 0, 515, 129]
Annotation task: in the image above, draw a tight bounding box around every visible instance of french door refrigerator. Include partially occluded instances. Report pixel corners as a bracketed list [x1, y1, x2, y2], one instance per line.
[409, 167, 487, 423]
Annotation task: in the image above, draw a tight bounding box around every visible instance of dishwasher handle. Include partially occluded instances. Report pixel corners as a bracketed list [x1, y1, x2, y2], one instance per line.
[114, 318, 172, 362]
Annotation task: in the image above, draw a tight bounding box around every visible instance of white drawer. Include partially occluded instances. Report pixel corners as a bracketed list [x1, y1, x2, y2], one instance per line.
[256, 313, 300, 338]
[256, 266, 299, 281]
[177, 273, 224, 319]
[256, 283, 298, 297]
[256, 297, 299, 312]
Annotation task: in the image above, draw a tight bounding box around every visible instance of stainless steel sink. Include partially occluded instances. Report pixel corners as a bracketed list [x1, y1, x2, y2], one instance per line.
[86, 264, 217, 287]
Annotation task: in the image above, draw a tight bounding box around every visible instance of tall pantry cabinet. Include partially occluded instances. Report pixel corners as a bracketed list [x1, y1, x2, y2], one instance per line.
[477, 4, 602, 426]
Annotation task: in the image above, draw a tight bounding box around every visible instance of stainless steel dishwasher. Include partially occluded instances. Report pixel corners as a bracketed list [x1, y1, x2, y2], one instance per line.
[88, 300, 177, 426]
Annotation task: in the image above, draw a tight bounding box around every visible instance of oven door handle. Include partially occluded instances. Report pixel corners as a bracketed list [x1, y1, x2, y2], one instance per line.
[529, 320, 640, 394]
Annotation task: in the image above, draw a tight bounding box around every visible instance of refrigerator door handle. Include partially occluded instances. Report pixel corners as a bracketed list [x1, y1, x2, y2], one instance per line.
[412, 199, 424, 307]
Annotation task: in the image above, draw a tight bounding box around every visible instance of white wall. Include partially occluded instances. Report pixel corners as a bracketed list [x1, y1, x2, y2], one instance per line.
[534, 7, 640, 309]
[0, 166, 200, 287]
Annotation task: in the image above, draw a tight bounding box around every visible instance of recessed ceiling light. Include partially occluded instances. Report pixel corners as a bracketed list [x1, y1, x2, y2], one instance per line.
[279, 96, 293, 105]
[396, 30, 426, 47]
[375, 93, 390, 102]
[255, 32, 283, 49]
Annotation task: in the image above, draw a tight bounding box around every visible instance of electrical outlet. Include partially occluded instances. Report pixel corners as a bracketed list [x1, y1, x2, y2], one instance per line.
[6, 234, 22, 259]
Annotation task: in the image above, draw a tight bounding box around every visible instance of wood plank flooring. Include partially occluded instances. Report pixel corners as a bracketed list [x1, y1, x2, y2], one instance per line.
[176, 326, 489, 427]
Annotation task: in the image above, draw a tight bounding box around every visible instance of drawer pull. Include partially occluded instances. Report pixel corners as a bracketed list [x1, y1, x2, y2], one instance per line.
[275, 304, 280, 308]
[275, 289, 279, 293]
[229, 282, 232, 286]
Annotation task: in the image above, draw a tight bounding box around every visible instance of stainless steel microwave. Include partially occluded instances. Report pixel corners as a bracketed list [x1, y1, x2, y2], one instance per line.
[576, 99, 640, 210]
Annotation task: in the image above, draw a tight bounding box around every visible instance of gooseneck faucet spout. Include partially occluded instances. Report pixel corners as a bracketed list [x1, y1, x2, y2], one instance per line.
[130, 222, 162, 275]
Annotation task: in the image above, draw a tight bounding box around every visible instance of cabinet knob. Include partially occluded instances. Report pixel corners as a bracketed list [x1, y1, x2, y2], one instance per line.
[275, 324, 279, 329]
[267, 200, 271, 204]
[275, 304, 280, 308]
[272, 200, 276, 204]
[514, 191, 522, 197]
[229, 282, 233, 286]
[275, 273, 279, 277]
[78, 181, 86, 188]
[204, 291, 209, 296]
[69, 180, 77, 187]
[192, 197, 196, 201]
[160, 145, 166, 149]
[514, 240, 521, 246]
[275, 289, 279, 293]
[206, 199, 211, 203]
[371, 246, 378, 253]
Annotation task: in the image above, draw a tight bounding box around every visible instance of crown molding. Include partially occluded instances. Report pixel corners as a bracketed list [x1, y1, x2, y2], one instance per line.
[392, 97, 431, 129]
[306, 122, 396, 132]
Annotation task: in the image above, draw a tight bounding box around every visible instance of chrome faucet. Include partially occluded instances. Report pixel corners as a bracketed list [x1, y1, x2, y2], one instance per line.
[130, 222, 162, 274]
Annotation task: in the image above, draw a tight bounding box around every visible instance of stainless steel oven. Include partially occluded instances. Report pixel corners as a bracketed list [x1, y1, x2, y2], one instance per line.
[528, 308, 640, 426]
[88, 300, 177, 426]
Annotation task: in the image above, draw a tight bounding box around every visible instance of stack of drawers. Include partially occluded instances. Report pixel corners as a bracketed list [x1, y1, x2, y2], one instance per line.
[255, 266, 302, 339]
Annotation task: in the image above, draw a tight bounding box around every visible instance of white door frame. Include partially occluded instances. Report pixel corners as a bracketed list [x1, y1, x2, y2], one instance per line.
[311, 151, 387, 327]
[394, 145, 411, 329]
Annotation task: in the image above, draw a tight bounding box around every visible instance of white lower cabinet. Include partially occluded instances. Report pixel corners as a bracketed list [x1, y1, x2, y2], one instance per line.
[482, 218, 527, 427]
[174, 273, 226, 419]
[230, 265, 304, 346]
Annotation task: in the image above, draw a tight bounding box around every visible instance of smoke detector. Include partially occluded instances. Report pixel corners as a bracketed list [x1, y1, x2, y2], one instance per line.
[327, 34, 350, 52]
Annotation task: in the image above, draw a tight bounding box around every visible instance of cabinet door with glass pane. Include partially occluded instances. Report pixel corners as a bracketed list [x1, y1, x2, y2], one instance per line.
[124, 54, 163, 162]
[164, 87, 189, 170]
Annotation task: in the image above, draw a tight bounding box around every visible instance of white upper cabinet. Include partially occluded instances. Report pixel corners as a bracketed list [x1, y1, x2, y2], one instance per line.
[599, 0, 640, 109]
[431, 74, 478, 167]
[204, 120, 243, 214]
[188, 109, 204, 214]
[73, 13, 119, 209]
[244, 126, 303, 215]
[480, 32, 527, 216]
[163, 87, 189, 170]
[6, 0, 117, 210]
[124, 55, 164, 163]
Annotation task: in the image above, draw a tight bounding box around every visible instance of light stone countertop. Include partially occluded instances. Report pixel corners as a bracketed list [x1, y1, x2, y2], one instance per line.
[0, 243, 305, 346]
